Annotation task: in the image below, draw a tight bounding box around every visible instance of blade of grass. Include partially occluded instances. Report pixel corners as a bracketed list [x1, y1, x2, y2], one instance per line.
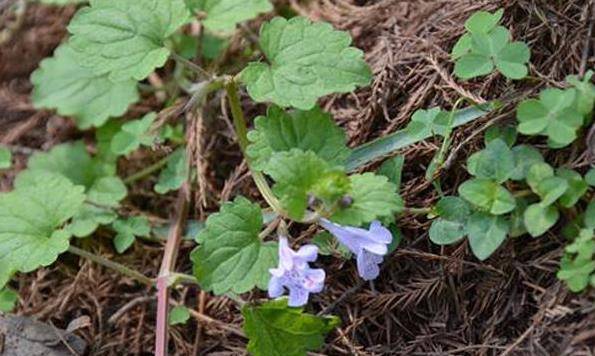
[346, 103, 496, 171]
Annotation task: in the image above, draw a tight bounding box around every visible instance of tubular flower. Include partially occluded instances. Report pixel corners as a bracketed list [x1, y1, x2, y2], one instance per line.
[268, 237, 325, 307]
[319, 219, 392, 280]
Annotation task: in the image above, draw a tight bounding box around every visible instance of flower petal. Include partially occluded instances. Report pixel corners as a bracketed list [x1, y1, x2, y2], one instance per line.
[369, 221, 393, 244]
[288, 286, 309, 307]
[295, 244, 318, 262]
[268, 275, 285, 298]
[303, 268, 325, 293]
[356, 250, 382, 281]
[278, 237, 294, 270]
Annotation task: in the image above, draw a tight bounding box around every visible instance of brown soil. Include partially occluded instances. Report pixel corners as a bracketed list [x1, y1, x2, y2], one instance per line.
[1, 0, 594, 355]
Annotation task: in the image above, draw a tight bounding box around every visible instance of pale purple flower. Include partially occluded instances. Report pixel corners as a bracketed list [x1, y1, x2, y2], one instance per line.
[268, 237, 325, 307]
[319, 219, 392, 281]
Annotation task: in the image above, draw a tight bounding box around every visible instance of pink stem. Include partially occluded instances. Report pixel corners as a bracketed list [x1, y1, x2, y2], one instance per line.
[155, 276, 169, 356]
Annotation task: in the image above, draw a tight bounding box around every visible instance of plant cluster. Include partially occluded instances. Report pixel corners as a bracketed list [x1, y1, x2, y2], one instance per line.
[0, 3, 593, 355]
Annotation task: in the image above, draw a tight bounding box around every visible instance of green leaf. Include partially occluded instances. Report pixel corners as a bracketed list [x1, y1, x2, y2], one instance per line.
[467, 139, 514, 183]
[458, 178, 515, 215]
[465, 212, 509, 260]
[241, 16, 372, 110]
[516, 88, 584, 147]
[405, 108, 450, 140]
[0, 288, 18, 312]
[67, 204, 117, 238]
[494, 41, 530, 79]
[112, 216, 151, 253]
[523, 203, 559, 237]
[87, 177, 127, 207]
[585, 200, 595, 230]
[242, 299, 340, 356]
[526, 162, 554, 192]
[192, 0, 272, 32]
[557, 168, 588, 208]
[509, 198, 528, 237]
[377, 155, 404, 188]
[31, 44, 138, 129]
[429, 196, 472, 245]
[265, 150, 350, 220]
[111, 113, 157, 155]
[169, 305, 191, 325]
[484, 125, 517, 147]
[39, 0, 86, 4]
[566, 71, 595, 116]
[0, 147, 11, 169]
[155, 149, 189, 194]
[247, 106, 349, 171]
[191, 197, 278, 294]
[534, 176, 568, 206]
[509, 145, 543, 181]
[585, 168, 595, 187]
[557, 229, 595, 292]
[27, 141, 113, 188]
[454, 23, 529, 80]
[464, 9, 504, 34]
[331, 173, 402, 226]
[0, 172, 86, 289]
[454, 53, 493, 79]
[346, 103, 496, 171]
[68, 0, 190, 81]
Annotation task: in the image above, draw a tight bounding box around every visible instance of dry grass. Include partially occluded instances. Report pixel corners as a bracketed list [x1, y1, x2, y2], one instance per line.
[0, 0, 594, 355]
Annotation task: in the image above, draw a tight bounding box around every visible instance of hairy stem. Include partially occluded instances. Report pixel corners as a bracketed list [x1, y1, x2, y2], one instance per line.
[67, 246, 154, 286]
[403, 207, 433, 215]
[123, 156, 170, 184]
[224, 79, 287, 216]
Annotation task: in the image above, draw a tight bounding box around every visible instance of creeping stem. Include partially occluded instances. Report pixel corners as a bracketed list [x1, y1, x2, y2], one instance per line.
[224, 78, 287, 216]
[67, 246, 154, 286]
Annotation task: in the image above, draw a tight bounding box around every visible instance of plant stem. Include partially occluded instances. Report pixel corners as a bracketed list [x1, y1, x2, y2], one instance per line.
[403, 207, 432, 215]
[170, 52, 211, 79]
[224, 79, 287, 216]
[67, 246, 154, 286]
[123, 156, 170, 184]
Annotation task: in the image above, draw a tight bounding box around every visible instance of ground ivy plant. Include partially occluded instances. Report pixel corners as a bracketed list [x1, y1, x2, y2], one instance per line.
[2, 4, 593, 355]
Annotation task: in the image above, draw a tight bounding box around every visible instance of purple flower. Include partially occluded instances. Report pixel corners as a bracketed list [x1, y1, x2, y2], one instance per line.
[319, 219, 392, 281]
[268, 237, 325, 307]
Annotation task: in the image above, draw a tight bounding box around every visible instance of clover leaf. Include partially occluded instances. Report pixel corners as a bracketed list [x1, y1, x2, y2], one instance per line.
[0, 147, 11, 169]
[241, 16, 372, 110]
[557, 229, 594, 292]
[242, 299, 340, 356]
[466, 139, 514, 183]
[524, 203, 559, 237]
[429, 196, 472, 245]
[190, 0, 272, 32]
[112, 216, 151, 253]
[484, 125, 517, 147]
[67, 0, 190, 81]
[464, 9, 504, 34]
[405, 108, 450, 140]
[516, 88, 584, 148]
[466, 212, 509, 260]
[556, 168, 588, 208]
[458, 178, 516, 215]
[586, 168, 595, 187]
[566, 70, 595, 116]
[191, 197, 278, 294]
[330, 173, 402, 226]
[509, 145, 543, 181]
[155, 149, 189, 194]
[31, 44, 139, 129]
[111, 113, 157, 155]
[453, 24, 530, 80]
[0, 172, 86, 289]
[247, 106, 350, 171]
